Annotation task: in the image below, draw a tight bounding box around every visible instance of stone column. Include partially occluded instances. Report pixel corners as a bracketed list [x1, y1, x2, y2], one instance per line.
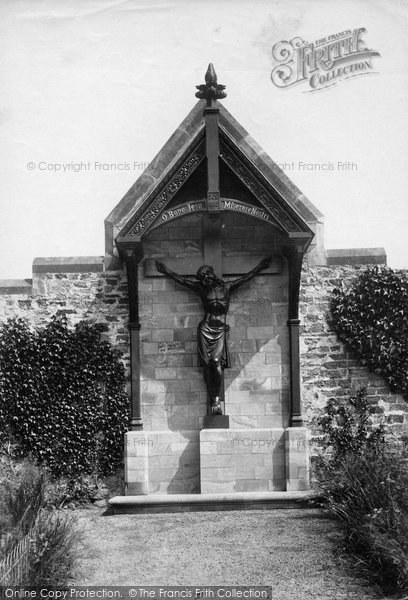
[124, 247, 143, 430]
[287, 318, 302, 426]
[285, 245, 304, 427]
[284, 244, 309, 490]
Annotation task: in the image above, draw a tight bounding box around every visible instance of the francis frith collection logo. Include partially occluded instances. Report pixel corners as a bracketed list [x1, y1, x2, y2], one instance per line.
[271, 27, 380, 92]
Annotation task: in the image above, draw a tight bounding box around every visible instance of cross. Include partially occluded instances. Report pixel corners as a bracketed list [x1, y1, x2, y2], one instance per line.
[145, 65, 280, 279]
[195, 63, 228, 277]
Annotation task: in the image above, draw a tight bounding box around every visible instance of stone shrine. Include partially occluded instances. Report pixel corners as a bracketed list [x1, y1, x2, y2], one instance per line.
[106, 65, 323, 497]
[0, 65, 400, 509]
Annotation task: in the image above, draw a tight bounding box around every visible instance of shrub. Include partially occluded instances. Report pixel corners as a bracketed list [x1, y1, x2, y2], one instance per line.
[314, 388, 408, 594]
[330, 266, 408, 399]
[0, 460, 80, 586]
[25, 509, 79, 586]
[1, 459, 46, 536]
[0, 316, 129, 479]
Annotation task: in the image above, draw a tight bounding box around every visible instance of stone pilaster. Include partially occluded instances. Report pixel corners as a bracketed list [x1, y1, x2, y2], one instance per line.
[124, 246, 144, 430]
[285, 245, 305, 427]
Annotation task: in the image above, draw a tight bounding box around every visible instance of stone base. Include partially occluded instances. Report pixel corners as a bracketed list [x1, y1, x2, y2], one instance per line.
[285, 427, 310, 491]
[125, 427, 309, 497]
[109, 490, 317, 513]
[200, 427, 310, 494]
[200, 428, 286, 493]
[203, 415, 230, 429]
[125, 430, 200, 495]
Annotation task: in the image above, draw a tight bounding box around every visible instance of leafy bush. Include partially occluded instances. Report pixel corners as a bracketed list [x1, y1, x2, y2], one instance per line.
[314, 388, 408, 594]
[0, 316, 129, 479]
[330, 266, 408, 399]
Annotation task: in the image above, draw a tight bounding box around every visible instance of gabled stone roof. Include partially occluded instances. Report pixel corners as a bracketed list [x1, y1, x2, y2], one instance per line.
[105, 99, 324, 265]
[218, 105, 323, 225]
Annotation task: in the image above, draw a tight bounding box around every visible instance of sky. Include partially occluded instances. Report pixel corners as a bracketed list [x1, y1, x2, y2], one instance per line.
[1, 0, 408, 279]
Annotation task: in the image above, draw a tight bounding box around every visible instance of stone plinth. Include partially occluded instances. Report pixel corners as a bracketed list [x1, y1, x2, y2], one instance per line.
[200, 428, 286, 494]
[109, 490, 316, 513]
[203, 415, 230, 429]
[125, 431, 200, 495]
[285, 427, 309, 491]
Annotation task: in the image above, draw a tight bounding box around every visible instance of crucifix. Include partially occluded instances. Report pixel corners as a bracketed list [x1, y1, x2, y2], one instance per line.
[156, 65, 271, 417]
[156, 258, 271, 416]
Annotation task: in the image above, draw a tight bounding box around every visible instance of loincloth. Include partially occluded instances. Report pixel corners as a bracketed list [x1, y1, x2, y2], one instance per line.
[197, 319, 230, 368]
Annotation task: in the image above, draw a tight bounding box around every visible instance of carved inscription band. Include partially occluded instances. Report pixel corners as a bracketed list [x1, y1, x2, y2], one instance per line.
[149, 198, 271, 230]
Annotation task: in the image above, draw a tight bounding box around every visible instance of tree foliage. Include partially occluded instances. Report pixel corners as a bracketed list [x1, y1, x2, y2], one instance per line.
[0, 316, 129, 478]
[331, 267, 408, 399]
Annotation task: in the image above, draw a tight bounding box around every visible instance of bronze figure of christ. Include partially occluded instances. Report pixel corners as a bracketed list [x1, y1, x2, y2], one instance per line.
[155, 257, 271, 416]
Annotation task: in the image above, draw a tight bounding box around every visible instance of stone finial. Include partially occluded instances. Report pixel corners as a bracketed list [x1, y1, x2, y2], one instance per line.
[195, 63, 227, 105]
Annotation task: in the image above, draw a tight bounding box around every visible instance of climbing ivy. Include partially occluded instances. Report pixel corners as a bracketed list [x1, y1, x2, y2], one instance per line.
[0, 316, 129, 478]
[330, 267, 408, 399]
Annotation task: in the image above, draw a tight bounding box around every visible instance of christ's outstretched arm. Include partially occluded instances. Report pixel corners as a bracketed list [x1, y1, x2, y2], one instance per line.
[228, 256, 271, 293]
[155, 260, 199, 292]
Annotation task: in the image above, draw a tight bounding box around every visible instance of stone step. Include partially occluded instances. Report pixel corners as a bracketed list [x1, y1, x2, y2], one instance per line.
[108, 491, 317, 514]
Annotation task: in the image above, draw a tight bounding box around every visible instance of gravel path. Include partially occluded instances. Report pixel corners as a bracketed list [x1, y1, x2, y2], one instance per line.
[70, 507, 389, 600]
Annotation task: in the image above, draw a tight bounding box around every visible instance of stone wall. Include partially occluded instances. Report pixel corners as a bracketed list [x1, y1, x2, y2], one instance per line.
[1, 259, 407, 453]
[300, 265, 408, 450]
